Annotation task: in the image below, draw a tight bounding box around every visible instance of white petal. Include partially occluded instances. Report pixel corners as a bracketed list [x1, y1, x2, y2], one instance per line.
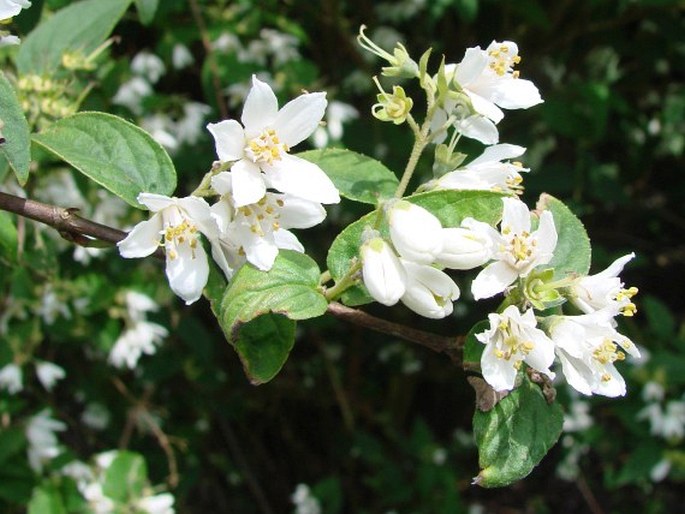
[231, 160, 267, 207]
[207, 120, 246, 162]
[210, 200, 233, 234]
[361, 238, 406, 306]
[556, 350, 594, 396]
[118, 215, 163, 258]
[469, 143, 526, 166]
[388, 201, 443, 264]
[457, 115, 499, 145]
[595, 252, 635, 280]
[242, 232, 279, 271]
[436, 227, 492, 270]
[137, 192, 175, 212]
[241, 76, 279, 135]
[593, 367, 626, 397]
[481, 344, 518, 392]
[534, 210, 558, 262]
[274, 92, 327, 148]
[502, 197, 531, 233]
[273, 229, 304, 252]
[471, 261, 518, 300]
[454, 47, 488, 87]
[211, 171, 233, 196]
[489, 77, 543, 110]
[165, 243, 209, 305]
[400, 261, 460, 319]
[465, 91, 504, 123]
[264, 154, 340, 204]
[277, 195, 326, 229]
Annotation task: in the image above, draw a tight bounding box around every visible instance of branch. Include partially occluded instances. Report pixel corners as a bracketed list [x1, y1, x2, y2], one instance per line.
[326, 302, 464, 364]
[0, 191, 164, 258]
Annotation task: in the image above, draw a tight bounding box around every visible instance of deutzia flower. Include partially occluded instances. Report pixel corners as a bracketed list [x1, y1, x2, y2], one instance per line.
[569, 252, 638, 317]
[453, 41, 542, 126]
[118, 193, 217, 305]
[137, 492, 175, 514]
[387, 200, 443, 264]
[399, 259, 460, 319]
[430, 144, 528, 194]
[130, 50, 166, 84]
[360, 234, 407, 306]
[210, 171, 326, 276]
[476, 305, 556, 392]
[0, 363, 23, 394]
[0, 0, 31, 20]
[435, 221, 493, 270]
[35, 360, 66, 391]
[471, 197, 557, 300]
[207, 76, 340, 207]
[109, 320, 169, 369]
[549, 311, 640, 397]
[25, 409, 66, 472]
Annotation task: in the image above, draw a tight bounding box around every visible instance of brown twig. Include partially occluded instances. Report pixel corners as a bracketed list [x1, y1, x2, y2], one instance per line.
[0, 191, 164, 258]
[326, 302, 465, 364]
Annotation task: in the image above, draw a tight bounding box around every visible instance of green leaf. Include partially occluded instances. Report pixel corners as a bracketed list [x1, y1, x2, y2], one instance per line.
[473, 375, 563, 487]
[32, 112, 176, 208]
[220, 250, 328, 384]
[0, 71, 31, 185]
[463, 320, 488, 367]
[0, 211, 18, 264]
[16, 0, 132, 75]
[327, 190, 504, 303]
[537, 193, 591, 280]
[0, 427, 25, 465]
[28, 485, 67, 514]
[101, 451, 147, 503]
[298, 148, 400, 205]
[134, 0, 159, 24]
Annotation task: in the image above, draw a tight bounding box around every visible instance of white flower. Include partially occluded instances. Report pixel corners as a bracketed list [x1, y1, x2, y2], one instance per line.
[118, 193, 217, 305]
[81, 402, 111, 431]
[207, 76, 340, 207]
[430, 94, 500, 146]
[61, 460, 95, 488]
[138, 492, 175, 514]
[476, 305, 555, 392]
[172, 43, 194, 69]
[550, 311, 640, 397]
[291, 484, 321, 514]
[112, 76, 153, 114]
[25, 409, 66, 472]
[562, 400, 593, 432]
[387, 200, 444, 264]
[209, 171, 326, 276]
[81, 482, 115, 514]
[569, 253, 637, 317]
[37, 283, 71, 325]
[311, 100, 359, 148]
[650, 459, 671, 482]
[141, 114, 180, 153]
[0, 34, 20, 47]
[131, 51, 166, 84]
[360, 236, 406, 306]
[259, 28, 300, 66]
[176, 102, 211, 145]
[471, 197, 557, 300]
[435, 222, 493, 270]
[0, 363, 23, 394]
[453, 40, 542, 124]
[35, 361, 66, 391]
[0, 0, 31, 20]
[432, 144, 528, 194]
[124, 290, 159, 322]
[399, 259, 460, 319]
[109, 320, 169, 369]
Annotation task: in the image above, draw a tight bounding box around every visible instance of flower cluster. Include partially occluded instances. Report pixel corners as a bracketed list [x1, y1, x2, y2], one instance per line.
[119, 77, 340, 304]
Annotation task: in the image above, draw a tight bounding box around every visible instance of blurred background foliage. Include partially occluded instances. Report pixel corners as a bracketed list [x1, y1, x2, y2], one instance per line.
[2, 0, 685, 512]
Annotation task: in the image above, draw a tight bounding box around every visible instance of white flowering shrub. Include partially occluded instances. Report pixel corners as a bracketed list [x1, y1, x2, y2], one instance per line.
[0, 0, 681, 512]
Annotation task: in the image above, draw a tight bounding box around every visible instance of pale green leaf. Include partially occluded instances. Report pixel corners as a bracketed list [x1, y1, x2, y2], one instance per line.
[16, 0, 132, 74]
[134, 0, 159, 25]
[220, 251, 328, 384]
[32, 112, 177, 208]
[298, 148, 399, 205]
[0, 71, 31, 185]
[536, 193, 591, 280]
[28, 485, 66, 514]
[101, 451, 147, 503]
[473, 375, 563, 487]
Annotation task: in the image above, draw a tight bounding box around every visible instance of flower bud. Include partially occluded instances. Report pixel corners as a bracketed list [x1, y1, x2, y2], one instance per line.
[387, 200, 443, 264]
[360, 236, 406, 306]
[435, 226, 492, 270]
[400, 260, 460, 319]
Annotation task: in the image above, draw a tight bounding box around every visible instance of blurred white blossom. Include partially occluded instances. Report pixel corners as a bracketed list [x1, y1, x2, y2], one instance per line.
[0, 363, 23, 394]
[26, 409, 66, 472]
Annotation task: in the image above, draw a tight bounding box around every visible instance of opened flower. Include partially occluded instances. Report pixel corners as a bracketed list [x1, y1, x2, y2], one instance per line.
[118, 193, 217, 305]
[207, 76, 340, 207]
[569, 252, 638, 317]
[0, 0, 31, 20]
[476, 305, 555, 392]
[471, 197, 557, 300]
[550, 311, 640, 397]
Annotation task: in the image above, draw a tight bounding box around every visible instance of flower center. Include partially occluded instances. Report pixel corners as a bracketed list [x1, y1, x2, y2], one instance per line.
[500, 226, 537, 268]
[488, 45, 522, 77]
[493, 319, 535, 364]
[245, 128, 289, 165]
[237, 195, 284, 237]
[593, 338, 626, 381]
[162, 214, 199, 260]
[615, 286, 639, 316]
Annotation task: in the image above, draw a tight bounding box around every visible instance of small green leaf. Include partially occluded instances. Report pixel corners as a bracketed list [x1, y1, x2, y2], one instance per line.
[473, 375, 563, 487]
[537, 193, 591, 280]
[0, 211, 18, 264]
[298, 148, 400, 205]
[327, 190, 504, 303]
[0, 427, 25, 465]
[32, 112, 177, 208]
[101, 451, 147, 503]
[220, 251, 328, 384]
[28, 485, 67, 514]
[134, 0, 159, 24]
[16, 0, 132, 74]
[0, 71, 31, 185]
[463, 320, 488, 367]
